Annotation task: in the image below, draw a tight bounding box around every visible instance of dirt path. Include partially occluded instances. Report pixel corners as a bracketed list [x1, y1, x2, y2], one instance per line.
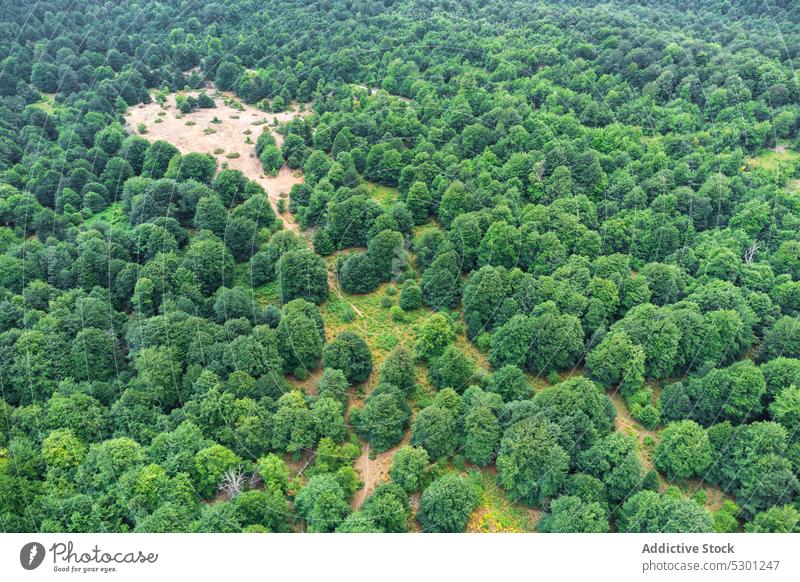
[125, 83, 308, 233]
[351, 433, 410, 509]
[610, 391, 659, 474]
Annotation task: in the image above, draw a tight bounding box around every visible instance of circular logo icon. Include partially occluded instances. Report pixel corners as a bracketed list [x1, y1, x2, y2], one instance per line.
[20, 542, 46, 570]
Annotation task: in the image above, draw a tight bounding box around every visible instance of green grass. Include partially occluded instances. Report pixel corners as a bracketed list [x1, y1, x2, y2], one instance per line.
[321, 282, 430, 370]
[746, 147, 800, 173]
[83, 202, 129, 229]
[366, 182, 399, 208]
[467, 470, 538, 533]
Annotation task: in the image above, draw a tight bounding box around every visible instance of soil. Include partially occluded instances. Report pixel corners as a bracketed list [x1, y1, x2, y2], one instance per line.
[125, 83, 309, 232]
[351, 432, 410, 509]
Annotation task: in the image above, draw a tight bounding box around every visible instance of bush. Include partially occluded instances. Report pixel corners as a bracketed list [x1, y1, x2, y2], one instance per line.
[399, 280, 422, 310]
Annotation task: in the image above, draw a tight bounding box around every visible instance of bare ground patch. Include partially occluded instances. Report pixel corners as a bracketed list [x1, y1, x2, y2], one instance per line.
[125, 84, 310, 233]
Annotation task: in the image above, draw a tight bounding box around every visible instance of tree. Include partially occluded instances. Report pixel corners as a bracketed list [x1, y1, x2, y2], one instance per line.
[654, 420, 712, 481]
[358, 482, 409, 532]
[687, 360, 766, 426]
[769, 386, 800, 435]
[611, 304, 681, 379]
[276, 299, 324, 374]
[276, 248, 329, 304]
[193, 444, 242, 499]
[294, 474, 351, 532]
[526, 312, 585, 375]
[745, 505, 800, 533]
[538, 495, 609, 533]
[418, 473, 478, 533]
[585, 332, 645, 396]
[322, 331, 372, 384]
[532, 377, 615, 455]
[42, 429, 86, 480]
[421, 251, 461, 310]
[338, 252, 379, 294]
[428, 345, 475, 392]
[617, 490, 713, 533]
[578, 433, 644, 504]
[165, 152, 216, 184]
[256, 454, 291, 495]
[142, 141, 180, 178]
[70, 327, 121, 382]
[478, 221, 520, 269]
[760, 316, 800, 361]
[406, 181, 432, 224]
[367, 229, 406, 281]
[352, 384, 408, 451]
[411, 405, 459, 461]
[260, 145, 283, 174]
[224, 217, 262, 262]
[398, 280, 422, 310]
[233, 489, 289, 532]
[215, 61, 242, 90]
[414, 313, 454, 361]
[271, 391, 318, 454]
[488, 314, 534, 369]
[182, 234, 235, 294]
[312, 397, 346, 442]
[486, 365, 532, 402]
[463, 404, 500, 466]
[134, 346, 182, 410]
[380, 346, 416, 392]
[316, 368, 350, 406]
[496, 417, 569, 507]
[390, 446, 429, 492]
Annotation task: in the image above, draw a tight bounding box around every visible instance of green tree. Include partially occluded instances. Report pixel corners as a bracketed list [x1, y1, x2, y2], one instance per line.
[276, 248, 329, 304]
[294, 474, 351, 532]
[654, 420, 712, 481]
[496, 417, 569, 507]
[414, 313, 454, 361]
[538, 495, 609, 533]
[193, 444, 242, 499]
[421, 251, 461, 309]
[390, 446, 429, 492]
[411, 405, 459, 460]
[428, 345, 475, 392]
[585, 332, 645, 395]
[418, 473, 478, 533]
[322, 331, 372, 384]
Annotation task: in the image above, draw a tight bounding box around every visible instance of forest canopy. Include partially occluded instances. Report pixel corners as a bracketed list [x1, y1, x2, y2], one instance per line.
[1, 0, 800, 534]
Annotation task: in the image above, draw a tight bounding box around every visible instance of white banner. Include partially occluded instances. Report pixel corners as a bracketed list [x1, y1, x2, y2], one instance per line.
[0, 533, 797, 581]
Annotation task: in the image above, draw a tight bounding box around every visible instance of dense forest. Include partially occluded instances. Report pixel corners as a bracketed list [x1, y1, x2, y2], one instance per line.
[1, 0, 800, 533]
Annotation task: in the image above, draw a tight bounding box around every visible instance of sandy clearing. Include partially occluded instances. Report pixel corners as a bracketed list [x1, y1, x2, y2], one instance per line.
[125, 84, 310, 232]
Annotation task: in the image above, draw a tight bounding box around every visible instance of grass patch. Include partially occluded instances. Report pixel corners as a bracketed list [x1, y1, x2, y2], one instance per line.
[366, 182, 400, 207]
[467, 471, 537, 533]
[321, 282, 432, 370]
[746, 147, 800, 174]
[83, 202, 129, 229]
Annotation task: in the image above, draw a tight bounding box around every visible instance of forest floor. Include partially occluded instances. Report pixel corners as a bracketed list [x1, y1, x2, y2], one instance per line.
[351, 433, 411, 509]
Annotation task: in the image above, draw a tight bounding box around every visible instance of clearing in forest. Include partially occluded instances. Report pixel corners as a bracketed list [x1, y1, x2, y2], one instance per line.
[125, 84, 310, 232]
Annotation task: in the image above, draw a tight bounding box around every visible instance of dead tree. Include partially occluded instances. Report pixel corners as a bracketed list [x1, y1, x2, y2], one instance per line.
[218, 465, 246, 500]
